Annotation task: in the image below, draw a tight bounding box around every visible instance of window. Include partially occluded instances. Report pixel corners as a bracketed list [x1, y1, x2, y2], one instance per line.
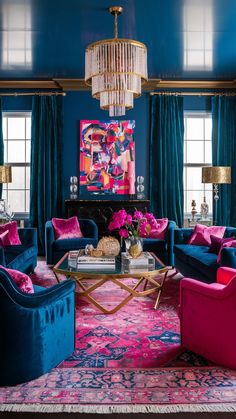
[2, 112, 31, 214]
[184, 112, 212, 215]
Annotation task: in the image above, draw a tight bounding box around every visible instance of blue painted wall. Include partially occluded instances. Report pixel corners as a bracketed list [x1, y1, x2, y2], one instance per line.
[2, 92, 211, 207]
[2, 91, 150, 203]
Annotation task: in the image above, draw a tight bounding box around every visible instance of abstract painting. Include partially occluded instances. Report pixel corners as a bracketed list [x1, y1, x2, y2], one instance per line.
[80, 120, 135, 195]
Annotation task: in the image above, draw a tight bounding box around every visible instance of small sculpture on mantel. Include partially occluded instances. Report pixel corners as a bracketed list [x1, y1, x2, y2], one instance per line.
[200, 196, 209, 220]
[191, 199, 197, 221]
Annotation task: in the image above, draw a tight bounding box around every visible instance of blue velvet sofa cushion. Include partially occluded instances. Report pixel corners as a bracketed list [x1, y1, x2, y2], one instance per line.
[174, 244, 209, 263]
[53, 237, 98, 251]
[174, 226, 236, 283]
[0, 268, 75, 386]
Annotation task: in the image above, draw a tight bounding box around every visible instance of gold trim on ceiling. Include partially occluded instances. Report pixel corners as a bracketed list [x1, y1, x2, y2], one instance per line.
[0, 79, 236, 91]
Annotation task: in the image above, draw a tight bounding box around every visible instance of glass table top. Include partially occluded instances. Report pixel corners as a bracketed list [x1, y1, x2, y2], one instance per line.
[54, 252, 167, 276]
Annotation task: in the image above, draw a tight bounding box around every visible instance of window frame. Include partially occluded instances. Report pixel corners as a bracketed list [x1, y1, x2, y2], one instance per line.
[184, 111, 212, 217]
[2, 111, 31, 218]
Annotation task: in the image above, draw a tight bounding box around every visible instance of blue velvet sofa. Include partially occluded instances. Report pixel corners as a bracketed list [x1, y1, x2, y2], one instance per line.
[0, 228, 38, 274]
[174, 227, 236, 283]
[0, 268, 75, 386]
[143, 220, 176, 265]
[45, 218, 98, 264]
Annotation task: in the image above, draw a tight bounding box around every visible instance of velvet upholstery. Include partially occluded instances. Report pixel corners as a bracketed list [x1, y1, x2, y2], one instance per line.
[45, 218, 98, 264]
[174, 227, 236, 283]
[0, 228, 38, 274]
[0, 221, 21, 245]
[179, 267, 236, 369]
[150, 95, 184, 227]
[30, 96, 63, 253]
[142, 220, 176, 265]
[0, 268, 75, 386]
[212, 96, 236, 226]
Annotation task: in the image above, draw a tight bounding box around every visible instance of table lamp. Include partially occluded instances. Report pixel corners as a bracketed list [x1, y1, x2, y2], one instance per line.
[202, 166, 231, 201]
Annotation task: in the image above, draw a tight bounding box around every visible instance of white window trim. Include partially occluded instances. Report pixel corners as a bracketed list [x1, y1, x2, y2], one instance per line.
[184, 111, 212, 218]
[2, 111, 31, 216]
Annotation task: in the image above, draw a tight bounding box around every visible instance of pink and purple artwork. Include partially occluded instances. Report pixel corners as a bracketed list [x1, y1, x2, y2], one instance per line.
[80, 120, 135, 195]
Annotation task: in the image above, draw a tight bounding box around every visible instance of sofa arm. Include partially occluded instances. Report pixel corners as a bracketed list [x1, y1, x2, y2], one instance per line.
[45, 221, 55, 265]
[0, 267, 75, 308]
[220, 247, 236, 269]
[217, 267, 236, 285]
[174, 228, 193, 244]
[79, 219, 98, 240]
[166, 220, 176, 266]
[18, 228, 37, 247]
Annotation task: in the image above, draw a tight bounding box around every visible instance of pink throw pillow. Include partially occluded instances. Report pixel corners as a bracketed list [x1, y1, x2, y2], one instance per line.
[0, 230, 11, 247]
[0, 265, 34, 293]
[149, 218, 169, 240]
[52, 216, 83, 240]
[217, 240, 236, 263]
[188, 224, 226, 246]
[0, 221, 21, 245]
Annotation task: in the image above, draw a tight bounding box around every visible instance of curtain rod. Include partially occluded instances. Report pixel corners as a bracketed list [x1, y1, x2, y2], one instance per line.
[150, 91, 236, 96]
[0, 92, 66, 97]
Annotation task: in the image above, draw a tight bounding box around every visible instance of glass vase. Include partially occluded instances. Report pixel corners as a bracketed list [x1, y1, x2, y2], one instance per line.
[125, 237, 143, 258]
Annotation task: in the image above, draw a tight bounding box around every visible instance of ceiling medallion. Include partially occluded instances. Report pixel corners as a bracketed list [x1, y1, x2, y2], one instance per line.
[85, 6, 148, 117]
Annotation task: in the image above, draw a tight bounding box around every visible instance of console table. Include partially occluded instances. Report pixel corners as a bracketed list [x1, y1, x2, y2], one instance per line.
[65, 199, 150, 238]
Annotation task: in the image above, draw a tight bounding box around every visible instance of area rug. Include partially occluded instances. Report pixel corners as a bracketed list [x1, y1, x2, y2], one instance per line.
[1, 261, 236, 414]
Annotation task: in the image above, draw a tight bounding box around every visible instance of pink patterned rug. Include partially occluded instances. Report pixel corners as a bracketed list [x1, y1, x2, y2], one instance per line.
[1, 261, 236, 414]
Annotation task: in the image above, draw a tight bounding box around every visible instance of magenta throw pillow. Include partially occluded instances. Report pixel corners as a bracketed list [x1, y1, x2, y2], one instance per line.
[209, 235, 235, 254]
[217, 239, 236, 263]
[52, 216, 83, 240]
[0, 221, 21, 245]
[0, 265, 34, 293]
[0, 230, 11, 247]
[188, 224, 226, 246]
[149, 218, 169, 240]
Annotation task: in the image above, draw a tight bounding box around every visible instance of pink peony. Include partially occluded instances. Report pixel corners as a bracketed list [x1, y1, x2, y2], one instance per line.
[126, 214, 133, 224]
[119, 228, 129, 238]
[133, 210, 143, 220]
[108, 220, 121, 231]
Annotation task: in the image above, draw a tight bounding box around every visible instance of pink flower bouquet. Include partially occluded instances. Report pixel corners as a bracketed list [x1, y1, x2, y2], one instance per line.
[108, 209, 158, 239]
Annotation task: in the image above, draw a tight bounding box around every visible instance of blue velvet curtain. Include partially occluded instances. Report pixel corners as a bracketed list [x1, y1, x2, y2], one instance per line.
[150, 95, 184, 227]
[212, 96, 236, 226]
[0, 99, 4, 199]
[30, 96, 63, 252]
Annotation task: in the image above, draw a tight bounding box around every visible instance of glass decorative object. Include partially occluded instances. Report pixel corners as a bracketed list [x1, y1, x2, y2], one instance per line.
[200, 196, 209, 220]
[125, 237, 143, 258]
[85, 6, 148, 117]
[136, 176, 145, 199]
[70, 176, 78, 199]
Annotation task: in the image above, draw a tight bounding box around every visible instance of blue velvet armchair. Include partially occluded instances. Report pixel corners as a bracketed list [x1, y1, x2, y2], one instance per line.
[0, 268, 75, 386]
[0, 228, 38, 273]
[45, 218, 98, 264]
[143, 220, 176, 265]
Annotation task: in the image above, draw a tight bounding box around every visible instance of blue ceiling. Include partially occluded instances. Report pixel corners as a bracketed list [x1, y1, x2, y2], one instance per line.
[0, 0, 236, 80]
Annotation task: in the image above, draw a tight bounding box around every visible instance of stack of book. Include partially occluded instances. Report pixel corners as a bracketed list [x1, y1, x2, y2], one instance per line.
[68, 250, 116, 270]
[77, 254, 116, 270]
[121, 251, 155, 272]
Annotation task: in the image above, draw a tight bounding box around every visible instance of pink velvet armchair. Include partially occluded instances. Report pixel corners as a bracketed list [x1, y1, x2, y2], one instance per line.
[179, 267, 236, 369]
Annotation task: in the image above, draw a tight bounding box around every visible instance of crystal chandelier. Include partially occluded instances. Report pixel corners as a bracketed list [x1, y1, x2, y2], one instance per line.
[85, 6, 148, 117]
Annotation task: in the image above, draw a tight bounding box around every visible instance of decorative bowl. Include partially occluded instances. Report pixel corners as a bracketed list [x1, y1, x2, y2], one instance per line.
[97, 236, 120, 256]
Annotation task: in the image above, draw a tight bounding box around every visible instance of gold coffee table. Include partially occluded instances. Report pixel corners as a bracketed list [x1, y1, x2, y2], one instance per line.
[53, 252, 171, 314]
